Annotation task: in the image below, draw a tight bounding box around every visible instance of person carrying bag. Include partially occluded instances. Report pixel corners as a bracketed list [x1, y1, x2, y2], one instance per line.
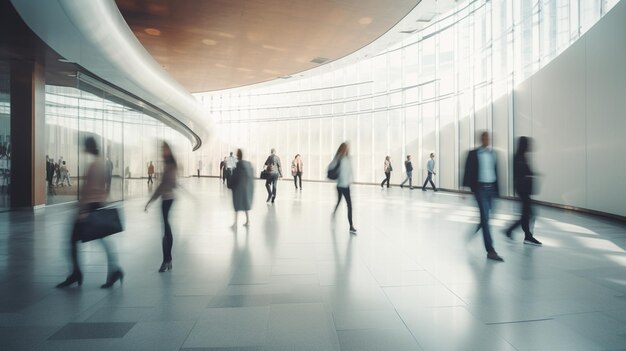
[56, 136, 124, 289]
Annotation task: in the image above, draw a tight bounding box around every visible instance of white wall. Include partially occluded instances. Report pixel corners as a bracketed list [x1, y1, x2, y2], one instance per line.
[514, 0, 626, 217]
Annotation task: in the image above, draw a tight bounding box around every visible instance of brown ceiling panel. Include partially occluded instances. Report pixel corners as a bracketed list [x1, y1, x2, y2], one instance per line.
[116, 0, 419, 92]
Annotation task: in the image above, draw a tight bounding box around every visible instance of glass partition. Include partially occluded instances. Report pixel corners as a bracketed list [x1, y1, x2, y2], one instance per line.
[44, 78, 192, 206]
[0, 61, 10, 210]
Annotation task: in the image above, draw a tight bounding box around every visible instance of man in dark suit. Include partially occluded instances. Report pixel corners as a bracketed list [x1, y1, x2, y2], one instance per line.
[463, 131, 504, 262]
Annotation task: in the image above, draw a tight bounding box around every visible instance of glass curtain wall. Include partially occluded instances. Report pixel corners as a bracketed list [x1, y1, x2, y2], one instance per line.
[0, 61, 9, 210]
[195, 0, 618, 193]
[44, 79, 192, 205]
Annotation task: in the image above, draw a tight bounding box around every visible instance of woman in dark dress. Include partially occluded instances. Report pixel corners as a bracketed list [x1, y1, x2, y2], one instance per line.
[231, 149, 254, 227]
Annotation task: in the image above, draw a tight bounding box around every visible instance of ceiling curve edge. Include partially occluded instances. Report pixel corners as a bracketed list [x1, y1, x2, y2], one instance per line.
[10, 0, 210, 151]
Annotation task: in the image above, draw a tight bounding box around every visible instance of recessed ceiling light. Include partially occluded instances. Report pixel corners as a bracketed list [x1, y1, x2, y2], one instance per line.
[58, 58, 73, 63]
[215, 32, 235, 39]
[417, 13, 437, 22]
[359, 17, 373, 25]
[144, 28, 161, 36]
[202, 39, 217, 46]
[310, 57, 329, 64]
[262, 44, 287, 52]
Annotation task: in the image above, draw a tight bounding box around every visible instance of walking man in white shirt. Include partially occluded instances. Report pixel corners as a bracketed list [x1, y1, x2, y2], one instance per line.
[225, 152, 237, 185]
[422, 153, 438, 191]
[463, 132, 503, 262]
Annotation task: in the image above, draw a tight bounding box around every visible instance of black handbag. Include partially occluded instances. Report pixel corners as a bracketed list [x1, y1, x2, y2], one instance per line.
[260, 167, 270, 179]
[260, 159, 273, 179]
[79, 206, 124, 243]
[327, 159, 341, 180]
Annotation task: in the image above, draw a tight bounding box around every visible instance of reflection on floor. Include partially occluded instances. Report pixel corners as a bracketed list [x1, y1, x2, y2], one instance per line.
[1, 178, 625, 351]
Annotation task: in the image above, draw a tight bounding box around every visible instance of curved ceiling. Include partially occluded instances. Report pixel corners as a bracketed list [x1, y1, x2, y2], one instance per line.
[11, 0, 210, 150]
[116, 0, 422, 93]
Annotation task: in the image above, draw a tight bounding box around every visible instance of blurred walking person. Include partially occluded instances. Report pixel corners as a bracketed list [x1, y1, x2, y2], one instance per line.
[328, 143, 357, 233]
[220, 157, 227, 184]
[145, 142, 178, 272]
[46, 156, 54, 188]
[400, 155, 414, 189]
[225, 152, 237, 185]
[292, 154, 303, 190]
[463, 131, 503, 262]
[422, 153, 438, 191]
[505, 137, 542, 246]
[380, 156, 392, 189]
[105, 156, 113, 194]
[54, 160, 61, 186]
[147, 161, 154, 185]
[230, 149, 254, 227]
[264, 148, 282, 203]
[57, 136, 124, 289]
[60, 161, 72, 186]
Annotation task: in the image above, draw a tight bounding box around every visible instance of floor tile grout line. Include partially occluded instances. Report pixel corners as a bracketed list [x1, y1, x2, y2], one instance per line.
[485, 317, 554, 325]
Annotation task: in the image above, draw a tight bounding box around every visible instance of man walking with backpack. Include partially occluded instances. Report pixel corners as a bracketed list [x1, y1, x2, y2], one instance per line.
[264, 148, 282, 203]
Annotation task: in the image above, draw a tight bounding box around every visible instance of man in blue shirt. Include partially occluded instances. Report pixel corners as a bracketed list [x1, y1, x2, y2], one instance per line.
[463, 131, 503, 262]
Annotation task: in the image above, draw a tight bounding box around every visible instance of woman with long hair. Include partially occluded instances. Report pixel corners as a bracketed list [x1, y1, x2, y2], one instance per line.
[57, 136, 123, 289]
[145, 142, 178, 272]
[328, 142, 356, 233]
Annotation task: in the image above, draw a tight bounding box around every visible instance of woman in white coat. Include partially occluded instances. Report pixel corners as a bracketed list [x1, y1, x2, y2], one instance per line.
[328, 142, 356, 234]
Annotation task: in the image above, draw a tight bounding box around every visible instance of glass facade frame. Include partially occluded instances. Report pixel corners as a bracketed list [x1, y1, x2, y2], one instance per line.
[194, 0, 617, 192]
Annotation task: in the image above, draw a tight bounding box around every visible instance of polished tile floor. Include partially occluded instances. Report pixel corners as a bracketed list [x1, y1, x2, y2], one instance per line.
[1, 178, 625, 351]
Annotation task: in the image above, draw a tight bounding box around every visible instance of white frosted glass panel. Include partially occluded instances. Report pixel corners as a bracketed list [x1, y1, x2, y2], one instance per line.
[358, 114, 373, 183]
[389, 110, 403, 184]
[309, 119, 321, 180]
[492, 94, 511, 194]
[373, 111, 388, 182]
[331, 116, 344, 155]
[345, 115, 358, 154]
[389, 50, 402, 90]
[373, 95, 387, 109]
[405, 106, 419, 161]
[439, 98, 455, 189]
[299, 120, 311, 180]
[422, 103, 436, 182]
[320, 119, 332, 171]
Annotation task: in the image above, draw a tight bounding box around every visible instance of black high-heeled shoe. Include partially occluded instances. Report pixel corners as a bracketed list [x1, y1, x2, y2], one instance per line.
[100, 270, 124, 289]
[56, 271, 83, 288]
[158, 261, 172, 272]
